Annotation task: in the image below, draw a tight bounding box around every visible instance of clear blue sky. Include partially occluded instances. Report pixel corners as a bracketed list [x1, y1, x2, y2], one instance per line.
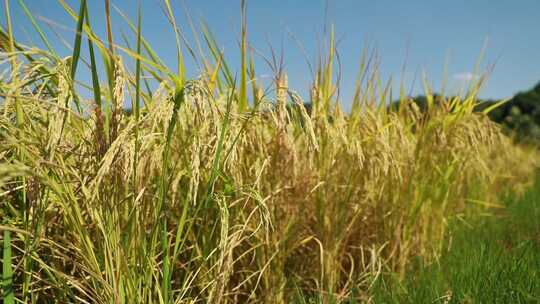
[3, 0, 540, 108]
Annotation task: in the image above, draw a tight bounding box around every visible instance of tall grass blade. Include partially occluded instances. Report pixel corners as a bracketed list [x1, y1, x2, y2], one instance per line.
[133, 1, 142, 189]
[70, 0, 86, 81]
[85, 8, 106, 157]
[239, 0, 248, 111]
[17, 0, 56, 55]
[2, 231, 14, 304]
[164, 0, 186, 84]
[200, 21, 234, 88]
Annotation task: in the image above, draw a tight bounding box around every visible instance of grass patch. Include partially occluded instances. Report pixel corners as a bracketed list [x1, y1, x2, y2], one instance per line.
[373, 176, 540, 303]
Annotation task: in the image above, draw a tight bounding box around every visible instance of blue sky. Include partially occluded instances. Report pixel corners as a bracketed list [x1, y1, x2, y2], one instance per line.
[2, 0, 540, 108]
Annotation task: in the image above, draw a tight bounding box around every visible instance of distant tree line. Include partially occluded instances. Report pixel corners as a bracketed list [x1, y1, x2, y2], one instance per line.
[293, 81, 540, 144]
[479, 82, 540, 143]
[393, 82, 540, 144]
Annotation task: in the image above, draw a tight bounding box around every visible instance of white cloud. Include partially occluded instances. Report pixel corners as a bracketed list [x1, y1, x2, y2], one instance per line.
[453, 72, 479, 81]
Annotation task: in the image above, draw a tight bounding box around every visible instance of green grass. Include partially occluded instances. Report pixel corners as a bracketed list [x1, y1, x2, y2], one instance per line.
[372, 175, 540, 303]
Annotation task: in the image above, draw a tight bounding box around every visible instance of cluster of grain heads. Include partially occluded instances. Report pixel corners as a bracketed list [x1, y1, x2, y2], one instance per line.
[0, 0, 538, 303]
